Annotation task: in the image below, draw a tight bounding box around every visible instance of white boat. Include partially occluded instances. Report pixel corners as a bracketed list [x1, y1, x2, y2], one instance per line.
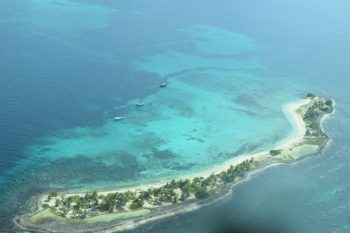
[113, 116, 126, 121]
[136, 101, 145, 107]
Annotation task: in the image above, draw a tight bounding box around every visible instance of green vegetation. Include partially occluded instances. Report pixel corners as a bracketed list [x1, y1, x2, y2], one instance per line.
[41, 204, 50, 209]
[84, 209, 150, 223]
[193, 186, 209, 199]
[30, 208, 150, 224]
[31, 209, 65, 224]
[269, 149, 282, 156]
[46, 192, 59, 201]
[303, 95, 333, 137]
[129, 199, 144, 210]
[325, 99, 332, 106]
[49, 192, 58, 197]
[306, 93, 315, 98]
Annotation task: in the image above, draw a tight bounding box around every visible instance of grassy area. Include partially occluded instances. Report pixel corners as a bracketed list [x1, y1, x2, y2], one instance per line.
[289, 145, 319, 159]
[303, 136, 328, 145]
[30, 209, 79, 224]
[30, 208, 150, 224]
[84, 209, 150, 223]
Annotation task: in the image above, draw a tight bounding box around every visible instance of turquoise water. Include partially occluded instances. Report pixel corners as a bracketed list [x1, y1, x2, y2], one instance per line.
[24, 72, 291, 190]
[1, 0, 350, 232]
[20, 23, 292, 191]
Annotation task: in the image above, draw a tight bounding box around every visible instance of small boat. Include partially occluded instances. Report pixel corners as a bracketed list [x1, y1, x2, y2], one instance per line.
[160, 82, 167, 88]
[135, 101, 145, 107]
[113, 116, 126, 121]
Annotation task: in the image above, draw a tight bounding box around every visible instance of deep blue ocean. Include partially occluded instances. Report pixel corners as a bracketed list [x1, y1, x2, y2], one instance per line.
[1, 0, 350, 232]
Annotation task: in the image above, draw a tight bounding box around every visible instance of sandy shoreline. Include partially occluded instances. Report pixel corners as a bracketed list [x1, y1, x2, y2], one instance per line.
[19, 96, 335, 233]
[51, 98, 310, 199]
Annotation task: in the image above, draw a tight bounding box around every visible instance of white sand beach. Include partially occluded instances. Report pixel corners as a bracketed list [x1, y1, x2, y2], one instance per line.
[26, 96, 334, 233]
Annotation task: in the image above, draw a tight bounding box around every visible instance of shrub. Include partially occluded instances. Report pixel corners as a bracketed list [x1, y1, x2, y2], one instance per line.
[194, 186, 209, 199]
[130, 199, 144, 210]
[325, 99, 332, 106]
[48, 192, 58, 197]
[269, 149, 282, 156]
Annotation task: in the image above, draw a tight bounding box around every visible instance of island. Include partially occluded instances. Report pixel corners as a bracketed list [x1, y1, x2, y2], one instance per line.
[15, 94, 334, 233]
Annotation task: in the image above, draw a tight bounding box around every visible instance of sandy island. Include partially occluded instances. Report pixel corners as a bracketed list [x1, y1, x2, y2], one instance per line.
[15, 95, 334, 233]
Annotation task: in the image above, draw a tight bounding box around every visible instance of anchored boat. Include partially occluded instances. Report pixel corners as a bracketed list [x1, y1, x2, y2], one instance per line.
[136, 101, 145, 107]
[113, 116, 126, 121]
